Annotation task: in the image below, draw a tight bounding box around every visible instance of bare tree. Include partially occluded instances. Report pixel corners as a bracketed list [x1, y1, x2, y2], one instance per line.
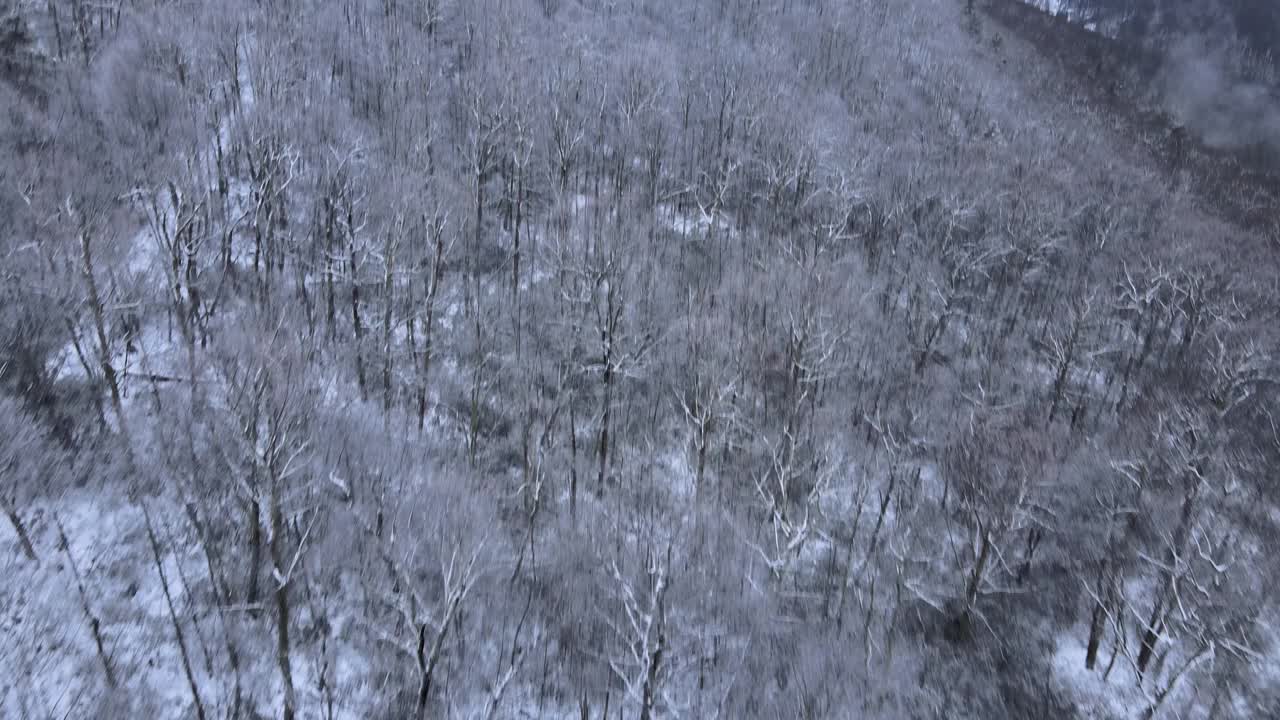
[54, 512, 116, 689]
[604, 542, 678, 720]
[359, 489, 488, 718]
[0, 397, 41, 563]
[215, 323, 318, 720]
[1044, 288, 1096, 424]
[65, 199, 132, 449]
[407, 207, 452, 430]
[141, 504, 208, 720]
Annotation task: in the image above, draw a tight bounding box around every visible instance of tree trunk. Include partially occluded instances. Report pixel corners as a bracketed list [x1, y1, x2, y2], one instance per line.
[1, 496, 38, 562]
[964, 528, 991, 617]
[143, 507, 207, 720]
[417, 228, 445, 431]
[246, 495, 262, 606]
[1136, 596, 1165, 676]
[351, 240, 367, 400]
[569, 402, 579, 520]
[381, 233, 395, 419]
[1085, 597, 1106, 670]
[270, 484, 297, 720]
[1141, 643, 1213, 720]
[417, 596, 463, 718]
[833, 484, 869, 626]
[416, 623, 432, 717]
[1139, 486, 1197, 676]
[185, 503, 243, 718]
[639, 553, 670, 720]
[597, 282, 617, 493]
[471, 157, 486, 316]
[78, 226, 130, 450]
[512, 167, 524, 298]
[325, 200, 338, 341]
[597, 363, 611, 493]
[55, 514, 116, 688]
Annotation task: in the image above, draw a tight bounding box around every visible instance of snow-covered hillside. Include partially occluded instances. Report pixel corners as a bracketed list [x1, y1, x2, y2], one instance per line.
[2, 0, 1279, 718]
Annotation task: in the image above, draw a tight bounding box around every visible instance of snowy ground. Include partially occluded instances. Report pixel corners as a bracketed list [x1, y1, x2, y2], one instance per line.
[1051, 627, 1147, 719]
[0, 490, 198, 717]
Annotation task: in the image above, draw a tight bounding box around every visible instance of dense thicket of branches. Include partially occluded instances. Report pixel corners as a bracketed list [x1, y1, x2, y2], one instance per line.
[2, 0, 1279, 718]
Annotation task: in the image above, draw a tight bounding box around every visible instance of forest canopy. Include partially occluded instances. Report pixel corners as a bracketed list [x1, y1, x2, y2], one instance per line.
[2, 1, 1279, 719]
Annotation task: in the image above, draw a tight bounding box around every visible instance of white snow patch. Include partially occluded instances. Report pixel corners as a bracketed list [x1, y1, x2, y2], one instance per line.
[1051, 629, 1146, 719]
[658, 204, 738, 240]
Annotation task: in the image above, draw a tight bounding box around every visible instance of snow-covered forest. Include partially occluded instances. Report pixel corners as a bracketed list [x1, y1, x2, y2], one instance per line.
[2, 0, 1279, 717]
